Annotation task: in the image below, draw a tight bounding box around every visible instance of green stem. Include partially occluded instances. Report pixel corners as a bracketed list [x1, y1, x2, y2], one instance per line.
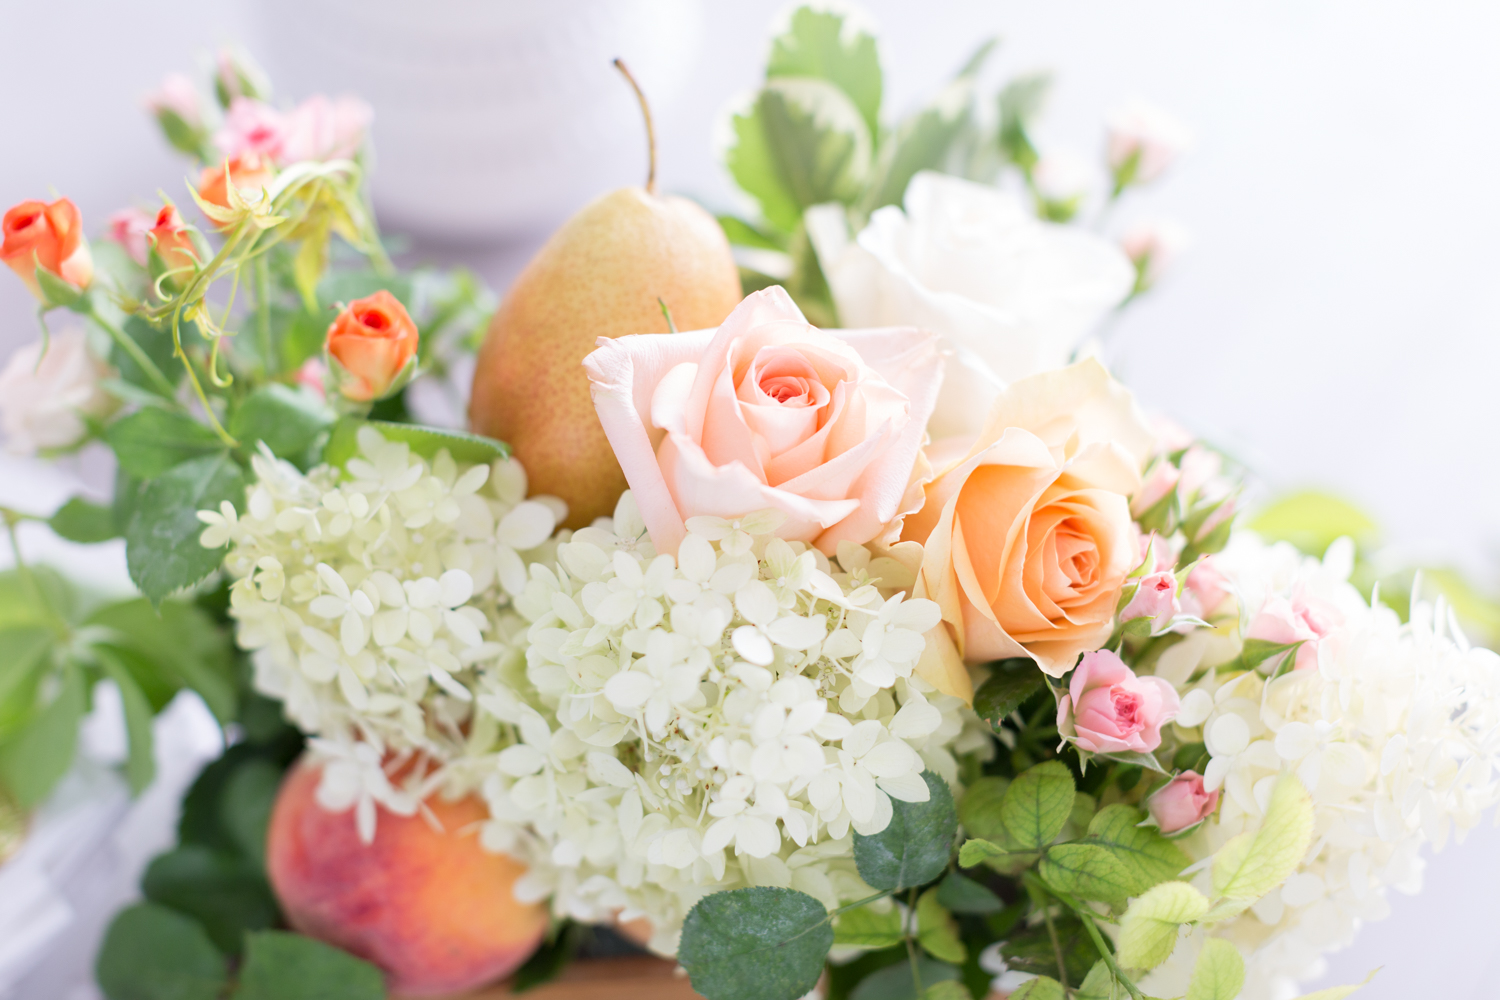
[85, 305, 177, 400]
[1037, 878, 1146, 1000]
[1037, 890, 1070, 993]
[904, 888, 924, 998]
[255, 253, 275, 375]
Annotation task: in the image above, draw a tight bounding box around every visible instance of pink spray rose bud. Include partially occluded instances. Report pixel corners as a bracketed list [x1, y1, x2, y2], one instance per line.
[1181, 557, 1229, 619]
[145, 72, 202, 128]
[1131, 458, 1180, 518]
[1120, 220, 1190, 289]
[1121, 571, 1181, 627]
[1147, 771, 1220, 834]
[295, 357, 328, 400]
[1106, 100, 1193, 187]
[282, 94, 373, 163]
[214, 46, 270, 108]
[1057, 649, 1180, 754]
[1247, 594, 1341, 671]
[106, 207, 156, 267]
[215, 97, 290, 162]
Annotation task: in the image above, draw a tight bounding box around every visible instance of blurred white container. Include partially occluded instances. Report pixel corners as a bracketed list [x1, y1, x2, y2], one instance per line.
[250, 0, 704, 243]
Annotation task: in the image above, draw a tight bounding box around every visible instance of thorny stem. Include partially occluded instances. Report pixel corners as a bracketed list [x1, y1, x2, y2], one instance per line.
[613, 58, 658, 194]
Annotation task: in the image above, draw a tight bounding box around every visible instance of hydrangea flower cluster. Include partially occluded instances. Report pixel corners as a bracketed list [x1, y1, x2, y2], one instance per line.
[1142, 534, 1500, 999]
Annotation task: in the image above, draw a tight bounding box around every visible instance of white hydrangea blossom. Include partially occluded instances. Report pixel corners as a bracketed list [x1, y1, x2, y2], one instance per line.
[1142, 533, 1500, 999]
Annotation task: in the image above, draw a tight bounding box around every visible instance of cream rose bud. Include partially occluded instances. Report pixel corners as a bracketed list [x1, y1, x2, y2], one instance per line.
[0, 330, 115, 454]
[1057, 649, 1179, 754]
[902, 359, 1156, 675]
[1146, 771, 1219, 834]
[806, 171, 1134, 440]
[1106, 100, 1193, 186]
[584, 286, 943, 558]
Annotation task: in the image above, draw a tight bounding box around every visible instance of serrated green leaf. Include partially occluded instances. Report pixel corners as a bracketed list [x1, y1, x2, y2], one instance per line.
[1074, 961, 1121, 1000]
[834, 902, 904, 949]
[125, 452, 246, 604]
[229, 384, 335, 463]
[1000, 761, 1075, 851]
[1116, 881, 1209, 971]
[957, 775, 1008, 840]
[322, 417, 509, 469]
[920, 981, 971, 1000]
[0, 658, 84, 808]
[112, 315, 182, 396]
[94, 648, 156, 795]
[849, 955, 960, 1000]
[142, 845, 280, 954]
[1082, 805, 1190, 894]
[49, 496, 119, 542]
[1009, 976, 1066, 1000]
[106, 407, 227, 478]
[87, 597, 236, 724]
[916, 889, 965, 964]
[934, 871, 1002, 914]
[95, 902, 227, 1000]
[1186, 938, 1245, 1000]
[854, 771, 957, 891]
[237, 930, 385, 1000]
[957, 837, 1031, 869]
[1039, 843, 1136, 908]
[766, 5, 883, 137]
[678, 887, 833, 1000]
[972, 659, 1044, 734]
[1201, 898, 1252, 923]
[1211, 774, 1314, 903]
[998, 912, 1096, 985]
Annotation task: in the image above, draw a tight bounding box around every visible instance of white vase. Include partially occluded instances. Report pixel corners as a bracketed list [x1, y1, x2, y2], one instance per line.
[248, 0, 705, 244]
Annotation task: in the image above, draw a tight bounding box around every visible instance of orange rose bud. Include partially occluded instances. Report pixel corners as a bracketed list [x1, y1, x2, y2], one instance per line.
[325, 290, 419, 401]
[1, 198, 94, 298]
[196, 153, 275, 219]
[149, 204, 199, 278]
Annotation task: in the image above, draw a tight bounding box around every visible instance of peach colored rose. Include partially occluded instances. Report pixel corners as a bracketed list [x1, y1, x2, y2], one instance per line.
[148, 204, 200, 280]
[1057, 648, 1179, 754]
[196, 153, 275, 223]
[2, 198, 93, 298]
[585, 286, 942, 557]
[1146, 770, 1219, 834]
[325, 290, 419, 401]
[902, 359, 1155, 676]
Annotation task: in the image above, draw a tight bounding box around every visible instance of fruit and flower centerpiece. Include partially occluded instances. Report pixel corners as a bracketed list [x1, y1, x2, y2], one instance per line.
[1, 10, 1496, 1000]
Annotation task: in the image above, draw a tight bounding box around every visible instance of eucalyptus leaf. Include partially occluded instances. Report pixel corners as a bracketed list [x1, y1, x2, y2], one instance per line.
[854, 771, 957, 891]
[236, 931, 385, 1000]
[49, 496, 119, 543]
[999, 761, 1075, 852]
[0, 658, 85, 808]
[106, 407, 227, 478]
[678, 887, 833, 1000]
[972, 660, 1045, 734]
[849, 955, 959, 1000]
[322, 418, 509, 469]
[124, 452, 246, 605]
[95, 903, 227, 1000]
[766, 5, 883, 137]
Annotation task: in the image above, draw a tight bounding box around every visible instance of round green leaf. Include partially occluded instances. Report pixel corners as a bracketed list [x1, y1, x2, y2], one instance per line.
[678, 887, 833, 1000]
[236, 931, 385, 1000]
[95, 902, 227, 1000]
[854, 771, 957, 891]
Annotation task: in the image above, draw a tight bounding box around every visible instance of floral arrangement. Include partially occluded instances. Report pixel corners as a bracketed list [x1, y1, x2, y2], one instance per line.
[1, 10, 1496, 1000]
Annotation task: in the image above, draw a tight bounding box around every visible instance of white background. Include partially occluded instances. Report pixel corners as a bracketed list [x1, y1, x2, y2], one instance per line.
[1, 2, 1497, 997]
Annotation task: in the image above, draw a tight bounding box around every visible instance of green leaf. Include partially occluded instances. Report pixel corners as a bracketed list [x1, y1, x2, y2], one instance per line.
[141, 845, 280, 954]
[834, 903, 904, 949]
[854, 771, 957, 891]
[934, 871, 1002, 915]
[997, 913, 1095, 985]
[95, 903, 227, 1000]
[1039, 843, 1137, 908]
[972, 659, 1045, 734]
[237, 930, 385, 1000]
[49, 496, 119, 542]
[1091, 749, 1169, 774]
[1211, 774, 1314, 903]
[112, 315, 182, 395]
[319, 269, 413, 313]
[322, 417, 509, 469]
[124, 452, 246, 605]
[0, 658, 85, 808]
[1186, 938, 1245, 1000]
[35, 261, 87, 309]
[997, 73, 1053, 173]
[957, 776, 1009, 841]
[956, 838, 1031, 869]
[1116, 881, 1209, 971]
[230, 384, 336, 463]
[718, 215, 791, 252]
[1074, 961, 1121, 1000]
[678, 887, 833, 1000]
[727, 78, 872, 233]
[766, 5, 883, 137]
[999, 761, 1075, 851]
[849, 955, 959, 1000]
[106, 407, 227, 478]
[510, 920, 584, 993]
[87, 597, 236, 724]
[94, 648, 157, 795]
[916, 889, 965, 964]
[219, 757, 282, 866]
[1009, 977, 1066, 1000]
[1248, 490, 1379, 557]
[920, 982, 971, 1000]
[1081, 805, 1190, 895]
[0, 626, 55, 734]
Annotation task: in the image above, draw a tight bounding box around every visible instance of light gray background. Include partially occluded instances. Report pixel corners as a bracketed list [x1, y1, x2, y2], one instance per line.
[1, 2, 1496, 997]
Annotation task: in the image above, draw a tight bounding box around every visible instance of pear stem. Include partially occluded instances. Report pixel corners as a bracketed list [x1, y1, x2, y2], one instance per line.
[613, 58, 658, 195]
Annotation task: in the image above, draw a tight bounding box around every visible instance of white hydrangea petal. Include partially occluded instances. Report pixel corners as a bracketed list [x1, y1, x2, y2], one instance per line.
[889, 698, 942, 740]
[1176, 688, 1213, 728]
[859, 740, 917, 779]
[735, 580, 778, 626]
[498, 501, 557, 550]
[1207, 713, 1250, 757]
[766, 615, 826, 650]
[438, 569, 475, 607]
[731, 626, 775, 666]
[604, 671, 655, 711]
[588, 751, 636, 788]
[877, 769, 931, 803]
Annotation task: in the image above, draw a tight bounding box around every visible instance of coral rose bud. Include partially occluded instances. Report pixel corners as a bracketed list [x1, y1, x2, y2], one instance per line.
[106, 207, 155, 267]
[2, 198, 94, 299]
[196, 153, 275, 223]
[1147, 771, 1220, 834]
[149, 204, 200, 281]
[325, 290, 419, 402]
[1057, 648, 1179, 754]
[1121, 570, 1181, 628]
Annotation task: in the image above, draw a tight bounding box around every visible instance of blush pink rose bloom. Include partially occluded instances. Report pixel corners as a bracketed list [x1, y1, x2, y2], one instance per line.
[215, 97, 290, 161]
[282, 95, 373, 163]
[1247, 594, 1341, 671]
[584, 286, 943, 557]
[1120, 570, 1180, 627]
[1057, 649, 1179, 754]
[1147, 771, 1219, 834]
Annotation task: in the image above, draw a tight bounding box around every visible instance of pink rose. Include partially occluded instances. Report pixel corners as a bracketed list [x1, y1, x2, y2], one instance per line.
[1120, 219, 1190, 289]
[283, 95, 373, 163]
[1121, 571, 1180, 627]
[1181, 557, 1229, 619]
[1247, 594, 1340, 671]
[215, 97, 289, 161]
[585, 287, 943, 556]
[1131, 458, 1180, 517]
[1057, 649, 1179, 754]
[145, 72, 202, 128]
[106, 207, 155, 266]
[1147, 771, 1219, 834]
[1106, 100, 1193, 185]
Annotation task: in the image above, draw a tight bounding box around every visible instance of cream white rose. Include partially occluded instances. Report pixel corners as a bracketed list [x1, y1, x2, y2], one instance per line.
[0, 330, 114, 454]
[806, 171, 1134, 440]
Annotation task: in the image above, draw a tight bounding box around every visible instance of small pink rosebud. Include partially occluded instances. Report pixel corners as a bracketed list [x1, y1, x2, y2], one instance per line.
[215, 97, 290, 162]
[106, 207, 156, 267]
[1182, 557, 1229, 619]
[1177, 445, 1224, 502]
[1132, 459, 1181, 517]
[1194, 496, 1236, 543]
[1147, 771, 1220, 834]
[1121, 220, 1190, 288]
[1122, 571, 1181, 626]
[1057, 649, 1180, 755]
[295, 357, 328, 400]
[214, 47, 270, 107]
[1033, 150, 1095, 202]
[145, 72, 202, 128]
[1247, 594, 1341, 671]
[1107, 100, 1193, 186]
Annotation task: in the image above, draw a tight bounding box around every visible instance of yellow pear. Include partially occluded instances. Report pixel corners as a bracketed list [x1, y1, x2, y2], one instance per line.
[469, 60, 742, 528]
